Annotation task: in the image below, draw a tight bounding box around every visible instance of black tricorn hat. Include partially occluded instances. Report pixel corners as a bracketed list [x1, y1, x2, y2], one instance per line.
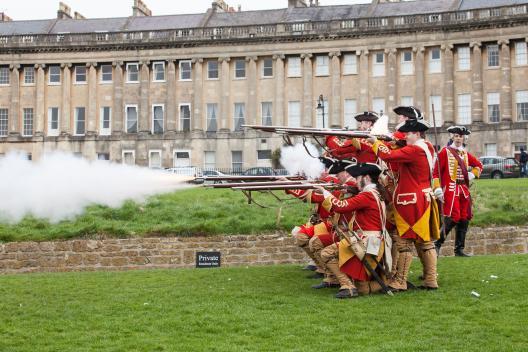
[393, 106, 424, 120]
[354, 111, 379, 123]
[396, 118, 430, 132]
[345, 162, 382, 179]
[319, 156, 337, 169]
[447, 125, 471, 136]
[328, 159, 357, 175]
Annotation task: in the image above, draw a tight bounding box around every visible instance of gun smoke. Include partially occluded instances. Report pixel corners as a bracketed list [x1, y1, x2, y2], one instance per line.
[280, 142, 325, 180]
[0, 151, 192, 224]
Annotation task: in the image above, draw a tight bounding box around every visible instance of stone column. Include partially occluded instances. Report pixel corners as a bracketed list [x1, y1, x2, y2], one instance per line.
[470, 42, 483, 123]
[139, 60, 150, 134]
[166, 60, 177, 132]
[359, 50, 369, 112]
[246, 56, 258, 126]
[35, 64, 46, 136]
[499, 39, 512, 122]
[301, 53, 313, 127]
[219, 57, 230, 131]
[60, 63, 72, 135]
[192, 58, 203, 131]
[442, 44, 455, 125]
[86, 62, 98, 135]
[386, 48, 397, 119]
[413, 46, 425, 111]
[330, 51, 341, 128]
[273, 54, 285, 126]
[8, 64, 20, 135]
[112, 61, 124, 134]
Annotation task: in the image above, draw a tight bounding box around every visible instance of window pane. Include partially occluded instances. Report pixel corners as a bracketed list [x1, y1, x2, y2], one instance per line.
[24, 67, 35, 84]
[101, 65, 112, 81]
[315, 99, 328, 128]
[287, 57, 301, 77]
[263, 58, 273, 77]
[261, 102, 272, 126]
[127, 64, 139, 82]
[180, 104, 191, 132]
[235, 60, 246, 78]
[429, 96, 442, 126]
[23, 108, 33, 136]
[488, 45, 499, 67]
[180, 61, 191, 80]
[515, 42, 528, 65]
[0, 67, 9, 84]
[75, 66, 86, 82]
[288, 101, 301, 127]
[232, 151, 243, 170]
[207, 103, 218, 132]
[458, 46, 471, 70]
[102, 107, 111, 129]
[457, 94, 472, 124]
[316, 56, 329, 76]
[343, 54, 358, 74]
[49, 66, 61, 83]
[126, 106, 138, 133]
[0, 109, 8, 136]
[234, 103, 245, 131]
[75, 107, 85, 135]
[204, 151, 216, 169]
[154, 63, 165, 81]
[372, 98, 385, 115]
[258, 150, 272, 160]
[153, 105, 164, 134]
[208, 61, 219, 79]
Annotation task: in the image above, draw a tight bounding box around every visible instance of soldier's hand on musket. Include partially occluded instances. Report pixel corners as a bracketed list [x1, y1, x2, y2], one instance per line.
[433, 187, 444, 202]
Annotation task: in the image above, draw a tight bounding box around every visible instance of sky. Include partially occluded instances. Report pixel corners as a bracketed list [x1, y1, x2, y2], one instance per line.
[1, 0, 371, 21]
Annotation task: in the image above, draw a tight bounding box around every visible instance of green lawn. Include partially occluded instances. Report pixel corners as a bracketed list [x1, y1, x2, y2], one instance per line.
[0, 254, 526, 352]
[1, 178, 527, 242]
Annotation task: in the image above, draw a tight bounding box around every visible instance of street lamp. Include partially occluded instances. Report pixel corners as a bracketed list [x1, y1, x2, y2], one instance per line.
[316, 94, 325, 129]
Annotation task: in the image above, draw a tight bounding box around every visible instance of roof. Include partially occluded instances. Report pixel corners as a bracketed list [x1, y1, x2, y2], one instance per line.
[1, 0, 528, 36]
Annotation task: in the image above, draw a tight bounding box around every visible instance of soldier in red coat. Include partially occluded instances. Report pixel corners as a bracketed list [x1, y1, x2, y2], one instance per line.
[317, 162, 388, 298]
[433, 126, 483, 257]
[369, 118, 440, 291]
[325, 111, 379, 163]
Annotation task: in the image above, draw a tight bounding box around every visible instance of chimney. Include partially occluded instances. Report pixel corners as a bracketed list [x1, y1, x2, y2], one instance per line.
[237, 4, 242, 12]
[132, 0, 152, 16]
[0, 12, 13, 22]
[74, 11, 86, 20]
[212, 0, 230, 12]
[288, 0, 308, 8]
[57, 2, 72, 19]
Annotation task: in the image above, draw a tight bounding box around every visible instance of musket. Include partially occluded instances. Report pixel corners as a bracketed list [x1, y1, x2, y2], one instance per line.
[204, 180, 306, 189]
[199, 175, 305, 182]
[232, 182, 343, 191]
[332, 219, 394, 296]
[242, 124, 393, 142]
[431, 104, 446, 240]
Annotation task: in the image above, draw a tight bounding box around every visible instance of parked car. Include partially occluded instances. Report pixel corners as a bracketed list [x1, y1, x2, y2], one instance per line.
[201, 169, 228, 184]
[166, 166, 204, 183]
[242, 167, 277, 176]
[478, 156, 520, 179]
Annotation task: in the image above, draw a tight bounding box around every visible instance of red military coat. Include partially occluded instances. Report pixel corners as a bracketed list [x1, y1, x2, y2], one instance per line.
[433, 146, 482, 221]
[322, 187, 385, 281]
[325, 136, 377, 163]
[372, 139, 435, 241]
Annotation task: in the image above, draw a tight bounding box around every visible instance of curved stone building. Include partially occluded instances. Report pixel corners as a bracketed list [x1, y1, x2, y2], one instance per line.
[0, 0, 527, 168]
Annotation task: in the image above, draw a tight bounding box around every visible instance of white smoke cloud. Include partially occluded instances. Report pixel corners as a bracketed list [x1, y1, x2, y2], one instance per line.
[280, 142, 325, 180]
[0, 151, 193, 224]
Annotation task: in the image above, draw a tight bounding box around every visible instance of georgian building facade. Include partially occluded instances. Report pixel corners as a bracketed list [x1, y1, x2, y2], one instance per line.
[1, 0, 528, 168]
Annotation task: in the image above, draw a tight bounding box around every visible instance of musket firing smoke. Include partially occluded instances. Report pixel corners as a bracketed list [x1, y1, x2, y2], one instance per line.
[280, 142, 325, 180]
[0, 151, 193, 223]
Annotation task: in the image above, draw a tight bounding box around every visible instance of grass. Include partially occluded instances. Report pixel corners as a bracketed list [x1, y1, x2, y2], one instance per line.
[1, 179, 527, 242]
[0, 254, 527, 351]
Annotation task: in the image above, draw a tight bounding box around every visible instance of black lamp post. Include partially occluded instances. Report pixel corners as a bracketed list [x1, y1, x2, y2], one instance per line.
[316, 94, 325, 128]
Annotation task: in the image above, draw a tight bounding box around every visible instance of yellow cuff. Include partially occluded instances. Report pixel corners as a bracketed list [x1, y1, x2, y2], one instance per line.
[372, 140, 383, 155]
[433, 178, 440, 190]
[471, 169, 480, 178]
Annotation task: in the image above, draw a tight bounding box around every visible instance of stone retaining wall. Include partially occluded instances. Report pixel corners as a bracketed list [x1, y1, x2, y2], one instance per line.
[1, 226, 527, 274]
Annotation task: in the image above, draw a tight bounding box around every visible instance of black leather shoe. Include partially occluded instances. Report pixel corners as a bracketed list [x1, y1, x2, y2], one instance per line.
[311, 282, 340, 289]
[307, 272, 325, 279]
[335, 288, 359, 299]
[303, 265, 317, 271]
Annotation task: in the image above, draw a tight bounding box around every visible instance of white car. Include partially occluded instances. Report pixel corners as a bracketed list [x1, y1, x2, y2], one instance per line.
[166, 166, 204, 183]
